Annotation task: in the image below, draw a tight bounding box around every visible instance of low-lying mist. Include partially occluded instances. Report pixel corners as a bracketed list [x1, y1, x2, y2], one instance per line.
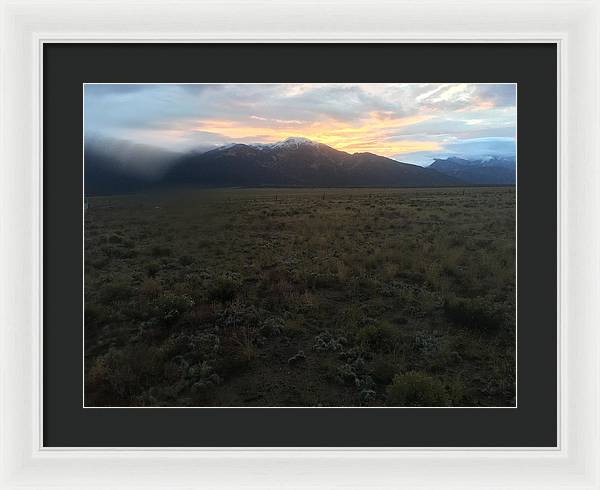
[85, 136, 182, 180]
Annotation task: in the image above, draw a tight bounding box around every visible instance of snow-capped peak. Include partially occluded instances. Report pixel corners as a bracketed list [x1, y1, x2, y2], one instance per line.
[272, 137, 319, 148]
[249, 137, 320, 150]
[216, 137, 321, 152]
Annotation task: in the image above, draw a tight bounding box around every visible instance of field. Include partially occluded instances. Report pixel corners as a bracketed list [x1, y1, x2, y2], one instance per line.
[84, 186, 516, 407]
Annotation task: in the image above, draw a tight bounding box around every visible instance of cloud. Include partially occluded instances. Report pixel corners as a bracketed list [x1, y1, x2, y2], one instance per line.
[445, 136, 516, 156]
[84, 83, 516, 162]
[476, 84, 517, 107]
[396, 137, 516, 166]
[85, 135, 181, 179]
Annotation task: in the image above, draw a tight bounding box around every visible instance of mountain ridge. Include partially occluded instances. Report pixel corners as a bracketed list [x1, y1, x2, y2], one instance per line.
[163, 137, 461, 189]
[428, 156, 516, 185]
[85, 136, 514, 195]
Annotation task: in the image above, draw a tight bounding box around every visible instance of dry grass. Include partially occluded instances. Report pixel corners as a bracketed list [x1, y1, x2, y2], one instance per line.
[84, 186, 515, 407]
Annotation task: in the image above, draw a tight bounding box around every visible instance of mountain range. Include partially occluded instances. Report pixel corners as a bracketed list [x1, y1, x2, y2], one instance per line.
[85, 137, 515, 195]
[428, 156, 516, 185]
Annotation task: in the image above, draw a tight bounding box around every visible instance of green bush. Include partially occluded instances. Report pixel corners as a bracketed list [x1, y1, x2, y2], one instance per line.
[369, 358, 397, 385]
[87, 344, 165, 402]
[85, 302, 109, 326]
[141, 277, 162, 298]
[208, 275, 241, 303]
[179, 255, 194, 266]
[107, 234, 123, 244]
[443, 296, 504, 332]
[99, 281, 133, 303]
[357, 321, 398, 352]
[306, 272, 339, 289]
[155, 293, 194, 325]
[149, 245, 172, 257]
[101, 245, 137, 259]
[146, 261, 161, 277]
[386, 372, 450, 406]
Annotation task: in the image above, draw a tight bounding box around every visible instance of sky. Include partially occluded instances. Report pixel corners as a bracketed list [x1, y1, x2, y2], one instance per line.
[84, 83, 516, 166]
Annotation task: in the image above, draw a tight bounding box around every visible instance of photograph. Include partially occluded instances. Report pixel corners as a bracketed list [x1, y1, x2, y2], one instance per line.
[83, 82, 516, 408]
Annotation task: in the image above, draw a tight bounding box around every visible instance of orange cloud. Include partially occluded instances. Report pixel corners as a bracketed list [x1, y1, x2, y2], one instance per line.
[189, 113, 438, 157]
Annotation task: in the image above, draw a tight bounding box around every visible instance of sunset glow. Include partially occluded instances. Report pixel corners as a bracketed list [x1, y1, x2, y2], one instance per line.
[85, 83, 516, 166]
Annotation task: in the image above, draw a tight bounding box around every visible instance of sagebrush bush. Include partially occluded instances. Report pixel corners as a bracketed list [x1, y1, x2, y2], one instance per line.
[149, 245, 172, 257]
[141, 277, 161, 298]
[155, 292, 194, 324]
[208, 275, 241, 303]
[145, 261, 160, 277]
[99, 281, 133, 304]
[443, 296, 504, 332]
[357, 321, 398, 352]
[306, 271, 339, 290]
[369, 358, 397, 385]
[101, 245, 137, 259]
[85, 302, 109, 325]
[178, 255, 194, 266]
[386, 371, 450, 406]
[87, 344, 165, 402]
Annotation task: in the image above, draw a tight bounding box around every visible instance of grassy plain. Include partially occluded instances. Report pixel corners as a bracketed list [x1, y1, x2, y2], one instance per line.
[84, 186, 515, 407]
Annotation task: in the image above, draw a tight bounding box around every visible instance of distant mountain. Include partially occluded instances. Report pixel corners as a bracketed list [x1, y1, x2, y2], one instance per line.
[85, 136, 471, 195]
[428, 156, 516, 185]
[163, 137, 460, 188]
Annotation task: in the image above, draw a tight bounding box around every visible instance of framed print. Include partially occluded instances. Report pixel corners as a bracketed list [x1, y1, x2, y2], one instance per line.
[83, 80, 518, 411]
[1, 1, 599, 489]
[46, 43, 553, 447]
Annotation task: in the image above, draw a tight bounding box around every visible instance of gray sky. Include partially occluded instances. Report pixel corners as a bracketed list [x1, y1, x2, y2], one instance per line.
[84, 83, 516, 165]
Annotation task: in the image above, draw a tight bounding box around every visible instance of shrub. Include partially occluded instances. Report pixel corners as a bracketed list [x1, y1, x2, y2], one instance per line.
[179, 255, 194, 266]
[85, 303, 109, 326]
[208, 274, 241, 303]
[87, 356, 110, 390]
[159, 293, 194, 311]
[149, 245, 172, 257]
[360, 389, 376, 403]
[146, 261, 161, 277]
[161, 332, 191, 357]
[260, 317, 284, 337]
[90, 255, 110, 269]
[306, 272, 338, 289]
[369, 358, 397, 385]
[191, 366, 221, 397]
[108, 234, 123, 244]
[386, 372, 450, 406]
[155, 293, 194, 325]
[188, 332, 221, 357]
[238, 342, 259, 363]
[161, 357, 191, 391]
[282, 319, 305, 338]
[121, 238, 136, 249]
[221, 325, 259, 365]
[312, 331, 345, 352]
[336, 363, 359, 387]
[317, 358, 339, 382]
[87, 344, 164, 402]
[356, 321, 398, 352]
[100, 245, 128, 259]
[99, 281, 133, 304]
[141, 278, 161, 298]
[443, 296, 504, 332]
[413, 332, 440, 355]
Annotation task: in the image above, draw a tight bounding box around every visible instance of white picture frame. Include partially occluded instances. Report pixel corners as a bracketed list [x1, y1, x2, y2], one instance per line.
[1, 0, 598, 488]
